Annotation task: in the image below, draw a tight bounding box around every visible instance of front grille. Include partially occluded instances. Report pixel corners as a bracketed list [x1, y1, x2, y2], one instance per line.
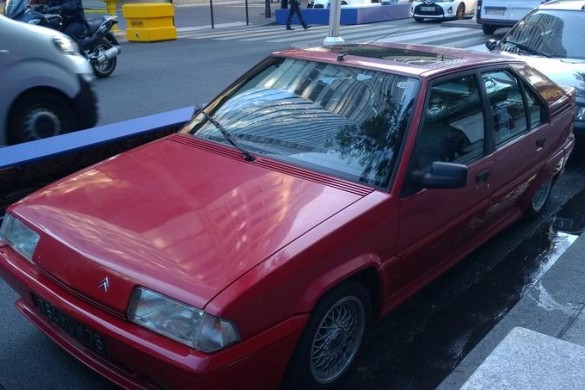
[38, 267, 126, 320]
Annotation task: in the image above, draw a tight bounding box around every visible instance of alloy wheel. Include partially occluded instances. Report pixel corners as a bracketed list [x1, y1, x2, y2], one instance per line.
[309, 296, 366, 384]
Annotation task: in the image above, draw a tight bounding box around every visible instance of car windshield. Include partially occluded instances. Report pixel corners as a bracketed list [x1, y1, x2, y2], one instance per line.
[182, 57, 419, 188]
[502, 9, 585, 60]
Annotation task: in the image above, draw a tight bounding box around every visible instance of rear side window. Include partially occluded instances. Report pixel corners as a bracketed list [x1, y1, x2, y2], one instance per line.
[510, 62, 565, 104]
[482, 70, 527, 145]
[482, 69, 546, 146]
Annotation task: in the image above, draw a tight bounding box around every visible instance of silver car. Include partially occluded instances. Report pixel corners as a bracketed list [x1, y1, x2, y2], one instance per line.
[485, 0, 585, 135]
[0, 15, 98, 146]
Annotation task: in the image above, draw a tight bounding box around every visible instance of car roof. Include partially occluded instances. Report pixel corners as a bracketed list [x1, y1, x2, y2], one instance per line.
[272, 42, 521, 78]
[537, 0, 585, 11]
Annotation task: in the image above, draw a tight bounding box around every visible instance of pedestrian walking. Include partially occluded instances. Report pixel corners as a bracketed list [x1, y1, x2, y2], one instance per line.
[286, 0, 309, 30]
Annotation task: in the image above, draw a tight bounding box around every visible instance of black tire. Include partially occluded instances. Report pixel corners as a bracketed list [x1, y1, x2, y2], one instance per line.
[7, 91, 77, 145]
[91, 37, 117, 78]
[524, 177, 554, 220]
[414, 17, 424, 22]
[455, 3, 465, 20]
[283, 282, 372, 389]
[482, 24, 496, 35]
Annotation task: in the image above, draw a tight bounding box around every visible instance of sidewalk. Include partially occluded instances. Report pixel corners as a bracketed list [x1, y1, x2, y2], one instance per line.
[438, 232, 585, 389]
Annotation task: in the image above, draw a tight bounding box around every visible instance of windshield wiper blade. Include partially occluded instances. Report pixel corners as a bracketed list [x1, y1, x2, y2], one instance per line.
[199, 111, 255, 162]
[504, 40, 552, 58]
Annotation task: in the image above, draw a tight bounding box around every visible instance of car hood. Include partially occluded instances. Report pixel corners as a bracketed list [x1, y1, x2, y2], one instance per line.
[498, 51, 585, 98]
[13, 135, 367, 312]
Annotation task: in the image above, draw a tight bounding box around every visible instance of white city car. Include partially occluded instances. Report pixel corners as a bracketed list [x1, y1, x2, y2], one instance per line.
[411, 0, 477, 21]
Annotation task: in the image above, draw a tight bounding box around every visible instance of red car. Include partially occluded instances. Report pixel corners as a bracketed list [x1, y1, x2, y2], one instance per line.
[0, 42, 576, 389]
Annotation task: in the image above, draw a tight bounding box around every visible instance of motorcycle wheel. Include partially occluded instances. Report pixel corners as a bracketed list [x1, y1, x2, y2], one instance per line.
[91, 37, 117, 78]
[8, 91, 77, 145]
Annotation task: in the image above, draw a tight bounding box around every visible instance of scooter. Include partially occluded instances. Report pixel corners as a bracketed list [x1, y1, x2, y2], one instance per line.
[4, 0, 121, 78]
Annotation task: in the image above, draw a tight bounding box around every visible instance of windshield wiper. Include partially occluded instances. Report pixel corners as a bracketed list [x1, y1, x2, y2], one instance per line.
[504, 40, 552, 58]
[199, 111, 255, 162]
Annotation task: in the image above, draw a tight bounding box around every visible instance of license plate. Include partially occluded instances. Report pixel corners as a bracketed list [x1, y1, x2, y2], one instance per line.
[421, 6, 435, 11]
[33, 295, 108, 356]
[486, 8, 506, 15]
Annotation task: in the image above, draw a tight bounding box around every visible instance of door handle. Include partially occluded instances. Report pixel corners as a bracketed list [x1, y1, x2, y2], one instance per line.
[536, 138, 546, 148]
[476, 169, 490, 183]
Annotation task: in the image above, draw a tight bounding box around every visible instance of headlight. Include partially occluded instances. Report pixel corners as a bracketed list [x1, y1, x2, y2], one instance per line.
[128, 287, 240, 353]
[53, 36, 79, 55]
[575, 105, 585, 122]
[0, 214, 40, 262]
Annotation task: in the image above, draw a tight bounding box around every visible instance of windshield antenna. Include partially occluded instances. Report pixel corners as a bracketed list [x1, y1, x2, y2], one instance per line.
[199, 111, 255, 162]
[336, 22, 414, 62]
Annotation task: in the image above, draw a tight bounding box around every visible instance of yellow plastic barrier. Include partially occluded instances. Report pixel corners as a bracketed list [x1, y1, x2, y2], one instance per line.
[122, 3, 177, 42]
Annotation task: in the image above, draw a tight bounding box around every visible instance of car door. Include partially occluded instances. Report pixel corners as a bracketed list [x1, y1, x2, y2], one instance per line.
[479, 67, 550, 222]
[389, 72, 495, 294]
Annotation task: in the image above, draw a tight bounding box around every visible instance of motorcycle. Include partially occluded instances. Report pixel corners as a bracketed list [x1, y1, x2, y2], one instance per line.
[3, 0, 121, 78]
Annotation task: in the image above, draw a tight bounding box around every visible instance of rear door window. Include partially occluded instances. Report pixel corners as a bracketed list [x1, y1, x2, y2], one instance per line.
[482, 69, 546, 147]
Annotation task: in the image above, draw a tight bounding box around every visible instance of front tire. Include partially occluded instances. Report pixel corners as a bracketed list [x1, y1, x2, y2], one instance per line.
[455, 3, 465, 20]
[482, 24, 496, 35]
[91, 37, 117, 78]
[7, 91, 77, 145]
[283, 282, 371, 389]
[414, 17, 424, 22]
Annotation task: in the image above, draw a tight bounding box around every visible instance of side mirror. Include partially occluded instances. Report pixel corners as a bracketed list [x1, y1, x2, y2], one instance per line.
[411, 161, 468, 189]
[485, 39, 498, 51]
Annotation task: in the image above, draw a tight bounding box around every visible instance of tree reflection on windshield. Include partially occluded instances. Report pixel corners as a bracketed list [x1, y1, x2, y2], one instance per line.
[186, 57, 420, 188]
[331, 99, 413, 186]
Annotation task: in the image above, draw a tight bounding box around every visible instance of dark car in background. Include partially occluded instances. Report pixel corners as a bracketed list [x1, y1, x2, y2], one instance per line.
[486, 0, 585, 136]
[0, 42, 575, 389]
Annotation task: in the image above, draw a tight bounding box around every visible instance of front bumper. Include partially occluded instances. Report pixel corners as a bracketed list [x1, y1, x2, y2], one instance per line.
[72, 74, 99, 131]
[0, 244, 307, 389]
[476, 17, 517, 28]
[413, 4, 452, 19]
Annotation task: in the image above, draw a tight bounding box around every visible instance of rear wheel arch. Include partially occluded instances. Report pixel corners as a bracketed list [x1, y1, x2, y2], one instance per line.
[9, 86, 79, 124]
[523, 174, 558, 220]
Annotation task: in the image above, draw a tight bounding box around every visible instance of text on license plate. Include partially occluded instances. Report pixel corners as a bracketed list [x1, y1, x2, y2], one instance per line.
[421, 6, 435, 11]
[486, 8, 506, 15]
[33, 295, 108, 356]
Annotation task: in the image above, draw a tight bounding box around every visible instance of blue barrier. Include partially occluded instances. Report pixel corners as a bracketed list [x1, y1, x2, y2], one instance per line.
[274, 3, 411, 25]
[0, 106, 193, 216]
